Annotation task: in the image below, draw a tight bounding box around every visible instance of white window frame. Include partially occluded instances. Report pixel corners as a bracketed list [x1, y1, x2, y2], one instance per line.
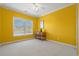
[40, 20, 44, 29]
[13, 16, 33, 36]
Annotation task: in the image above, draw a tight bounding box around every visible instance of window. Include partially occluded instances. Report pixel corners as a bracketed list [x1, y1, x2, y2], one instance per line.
[13, 17, 33, 36]
[40, 20, 44, 29]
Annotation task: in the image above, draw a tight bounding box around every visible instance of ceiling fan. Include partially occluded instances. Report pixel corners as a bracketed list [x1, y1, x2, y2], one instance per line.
[32, 3, 45, 12]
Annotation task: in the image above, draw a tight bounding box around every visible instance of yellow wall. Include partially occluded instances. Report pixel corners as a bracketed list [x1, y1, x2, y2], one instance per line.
[40, 4, 76, 46]
[0, 8, 1, 42]
[78, 4, 79, 55]
[0, 4, 76, 46]
[0, 7, 38, 43]
[0, 4, 78, 54]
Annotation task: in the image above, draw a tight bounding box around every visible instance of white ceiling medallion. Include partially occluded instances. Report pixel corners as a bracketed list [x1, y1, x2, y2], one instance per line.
[32, 3, 44, 12]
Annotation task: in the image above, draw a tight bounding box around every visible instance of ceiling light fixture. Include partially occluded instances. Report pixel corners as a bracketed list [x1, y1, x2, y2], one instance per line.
[32, 3, 42, 12]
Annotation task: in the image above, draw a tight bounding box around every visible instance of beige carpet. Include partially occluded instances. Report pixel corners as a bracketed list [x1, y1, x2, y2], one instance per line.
[0, 39, 76, 56]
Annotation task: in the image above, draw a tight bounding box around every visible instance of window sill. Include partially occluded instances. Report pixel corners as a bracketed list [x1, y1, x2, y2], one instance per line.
[14, 33, 33, 36]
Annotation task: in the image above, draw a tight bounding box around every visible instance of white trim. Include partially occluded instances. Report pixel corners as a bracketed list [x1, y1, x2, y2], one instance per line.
[0, 38, 33, 46]
[13, 16, 33, 37]
[41, 4, 74, 17]
[47, 39, 76, 48]
[0, 5, 37, 18]
[0, 3, 74, 18]
[14, 33, 33, 36]
[0, 38, 76, 49]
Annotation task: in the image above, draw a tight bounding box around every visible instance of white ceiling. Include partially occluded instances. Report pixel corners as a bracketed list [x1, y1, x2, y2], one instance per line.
[0, 3, 73, 18]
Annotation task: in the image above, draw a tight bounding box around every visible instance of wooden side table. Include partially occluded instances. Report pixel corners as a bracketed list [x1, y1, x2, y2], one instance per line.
[35, 31, 46, 40]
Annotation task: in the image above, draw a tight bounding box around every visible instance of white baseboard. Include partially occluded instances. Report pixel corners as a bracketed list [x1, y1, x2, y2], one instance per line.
[47, 39, 76, 48]
[0, 38, 76, 49]
[0, 38, 33, 46]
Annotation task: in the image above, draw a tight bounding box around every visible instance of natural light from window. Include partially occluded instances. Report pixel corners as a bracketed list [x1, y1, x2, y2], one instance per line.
[13, 17, 33, 36]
